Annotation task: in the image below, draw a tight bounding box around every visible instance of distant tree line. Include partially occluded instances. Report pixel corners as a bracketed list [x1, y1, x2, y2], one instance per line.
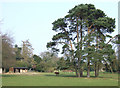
[1, 32, 64, 73]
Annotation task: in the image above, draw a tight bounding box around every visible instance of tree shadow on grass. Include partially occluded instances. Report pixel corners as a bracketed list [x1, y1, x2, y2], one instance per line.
[45, 74, 76, 77]
[45, 74, 113, 79]
[2, 75, 17, 77]
[80, 75, 113, 78]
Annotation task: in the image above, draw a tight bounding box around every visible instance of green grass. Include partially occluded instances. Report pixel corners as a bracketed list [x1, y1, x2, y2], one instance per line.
[2, 72, 118, 86]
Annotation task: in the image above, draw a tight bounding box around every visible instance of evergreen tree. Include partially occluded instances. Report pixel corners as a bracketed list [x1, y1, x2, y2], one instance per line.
[47, 3, 116, 77]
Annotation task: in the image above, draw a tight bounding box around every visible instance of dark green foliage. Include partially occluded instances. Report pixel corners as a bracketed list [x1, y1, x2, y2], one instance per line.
[33, 54, 42, 64]
[15, 44, 22, 60]
[52, 18, 67, 31]
[52, 33, 68, 40]
[35, 51, 59, 72]
[15, 61, 30, 68]
[61, 44, 69, 54]
[94, 17, 115, 33]
[57, 57, 67, 70]
[46, 42, 56, 48]
[57, 57, 73, 70]
[35, 61, 50, 72]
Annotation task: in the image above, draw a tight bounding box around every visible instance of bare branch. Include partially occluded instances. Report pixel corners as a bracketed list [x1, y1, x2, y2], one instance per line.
[107, 35, 117, 44]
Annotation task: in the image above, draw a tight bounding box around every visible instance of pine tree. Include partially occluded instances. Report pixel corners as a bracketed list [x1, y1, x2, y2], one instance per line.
[47, 4, 116, 77]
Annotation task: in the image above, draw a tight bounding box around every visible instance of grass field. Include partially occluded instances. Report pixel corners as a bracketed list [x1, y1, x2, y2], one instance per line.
[2, 72, 118, 86]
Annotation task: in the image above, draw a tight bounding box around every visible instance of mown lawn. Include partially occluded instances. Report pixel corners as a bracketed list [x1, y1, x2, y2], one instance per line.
[2, 72, 118, 86]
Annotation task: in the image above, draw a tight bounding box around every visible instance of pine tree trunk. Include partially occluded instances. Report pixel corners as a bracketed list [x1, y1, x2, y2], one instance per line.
[87, 25, 91, 78]
[95, 32, 99, 77]
[75, 66, 78, 77]
[80, 68, 83, 77]
[78, 62, 83, 77]
[95, 62, 100, 77]
[110, 65, 113, 74]
[78, 58, 81, 77]
[95, 62, 97, 77]
[69, 39, 78, 77]
[96, 64, 99, 77]
[97, 64, 100, 76]
[72, 56, 78, 77]
[79, 23, 83, 77]
[76, 17, 79, 77]
[87, 58, 90, 77]
[87, 41, 90, 78]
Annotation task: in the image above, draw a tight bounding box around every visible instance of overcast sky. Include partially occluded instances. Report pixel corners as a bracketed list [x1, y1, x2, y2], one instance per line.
[0, 0, 119, 56]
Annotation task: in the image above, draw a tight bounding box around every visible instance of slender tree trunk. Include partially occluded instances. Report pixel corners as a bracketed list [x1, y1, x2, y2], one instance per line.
[95, 32, 99, 77]
[73, 59, 78, 77]
[87, 47, 90, 78]
[110, 65, 113, 74]
[76, 17, 81, 77]
[78, 58, 81, 77]
[87, 42, 90, 78]
[80, 24, 83, 77]
[87, 34, 90, 77]
[75, 69, 78, 77]
[80, 68, 83, 76]
[87, 26, 91, 78]
[72, 52, 78, 77]
[77, 22, 83, 77]
[96, 64, 99, 76]
[87, 58, 90, 77]
[95, 62, 97, 77]
[78, 58, 83, 77]
[96, 64, 99, 77]
[69, 40, 78, 77]
[77, 17, 79, 43]
[74, 64, 78, 77]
